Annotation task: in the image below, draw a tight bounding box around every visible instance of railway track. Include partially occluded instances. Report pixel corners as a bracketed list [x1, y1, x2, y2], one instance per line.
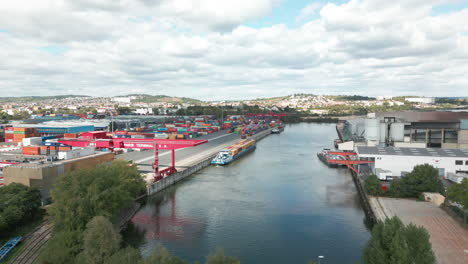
[10, 222, 53, 264]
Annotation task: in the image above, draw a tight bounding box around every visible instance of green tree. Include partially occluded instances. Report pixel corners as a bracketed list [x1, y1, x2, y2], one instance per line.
[49, 160, 146, 231]
[363, 216, 435, 264]
[12, 110, 31, 120]
[145, 247, 188, 264]
[364, 175, 383, 196]
[0, 183, 41, 233]
[105, 247, 143, 264]
[206, 249, 240, 264]
[0, 111, 11, 123]
[447, 178, 468, 209]
[403, 224, 436, 264]
[39, 230, 83, 264]
[389, 164, 444, 198]
[77, 216, 121, 264]
[117, 107, 133, 115]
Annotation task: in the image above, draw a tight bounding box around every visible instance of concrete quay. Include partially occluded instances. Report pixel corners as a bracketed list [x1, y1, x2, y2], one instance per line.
[147, 128, 273, 195]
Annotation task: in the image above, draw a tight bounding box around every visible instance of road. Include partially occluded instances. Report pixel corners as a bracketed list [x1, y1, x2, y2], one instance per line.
[117, 130, 241, 173]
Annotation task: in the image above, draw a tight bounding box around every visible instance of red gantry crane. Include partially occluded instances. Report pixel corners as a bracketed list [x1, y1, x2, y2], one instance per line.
[111, 138, 208, 182]
[324, 151, 374, 175]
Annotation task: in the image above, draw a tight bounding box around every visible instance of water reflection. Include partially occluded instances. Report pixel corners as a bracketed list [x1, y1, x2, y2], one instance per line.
[126, 123, 370, 264]
[130, 188, 206, 242]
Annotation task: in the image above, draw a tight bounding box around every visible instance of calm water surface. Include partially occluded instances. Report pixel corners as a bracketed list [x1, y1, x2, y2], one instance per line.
[126, 123, 370, 264]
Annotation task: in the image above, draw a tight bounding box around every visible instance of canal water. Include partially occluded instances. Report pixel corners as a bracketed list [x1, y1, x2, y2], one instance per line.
[125, 123, 370, 264]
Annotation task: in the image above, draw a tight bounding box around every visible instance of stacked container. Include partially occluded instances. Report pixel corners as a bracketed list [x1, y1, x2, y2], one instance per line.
[13, 127, 39, 144]
[4, 126, 14, 143]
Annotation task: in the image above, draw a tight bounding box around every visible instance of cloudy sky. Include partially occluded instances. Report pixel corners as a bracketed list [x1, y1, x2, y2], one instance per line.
[1, 0, 467, 100]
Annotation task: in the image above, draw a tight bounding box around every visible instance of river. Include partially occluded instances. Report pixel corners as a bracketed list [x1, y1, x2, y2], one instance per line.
[125, 123, 370, 264]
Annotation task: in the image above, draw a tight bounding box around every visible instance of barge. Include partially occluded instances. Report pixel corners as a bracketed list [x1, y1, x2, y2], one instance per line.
[212, 139, 256, 165]
[317, 149, 347, 167]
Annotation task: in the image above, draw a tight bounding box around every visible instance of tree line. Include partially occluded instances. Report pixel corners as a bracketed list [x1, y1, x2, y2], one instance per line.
[364, 164, 445, 198]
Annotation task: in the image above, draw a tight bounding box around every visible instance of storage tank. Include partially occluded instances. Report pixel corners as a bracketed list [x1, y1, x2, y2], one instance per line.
[379, 123, 387, 143]
[365, 118, 380, 141]
[390, 123, 405, 142]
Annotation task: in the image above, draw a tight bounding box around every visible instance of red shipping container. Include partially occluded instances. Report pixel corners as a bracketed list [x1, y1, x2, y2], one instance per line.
[58, 146, 72, 151]
[22, 146, 40, 155]
[64, 133, 78, 138]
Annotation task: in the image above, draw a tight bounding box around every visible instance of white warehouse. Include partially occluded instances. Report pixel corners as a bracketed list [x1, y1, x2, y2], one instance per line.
[357, 146, 468, 180]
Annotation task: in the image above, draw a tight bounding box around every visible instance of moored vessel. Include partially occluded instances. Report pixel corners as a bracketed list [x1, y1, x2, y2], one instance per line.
[212, 139, 256, 165]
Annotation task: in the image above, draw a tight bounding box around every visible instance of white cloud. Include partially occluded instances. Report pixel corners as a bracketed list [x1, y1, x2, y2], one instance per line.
[0, 0, 467, 99]
[296, 2, 322, 22]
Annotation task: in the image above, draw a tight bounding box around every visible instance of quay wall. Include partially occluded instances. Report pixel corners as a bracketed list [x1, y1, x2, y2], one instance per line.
[350, 169, 377, 223]
[147, 129, 273, 195]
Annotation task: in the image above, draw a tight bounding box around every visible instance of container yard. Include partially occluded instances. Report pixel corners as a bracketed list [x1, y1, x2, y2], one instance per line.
[0, 114, 284, 193]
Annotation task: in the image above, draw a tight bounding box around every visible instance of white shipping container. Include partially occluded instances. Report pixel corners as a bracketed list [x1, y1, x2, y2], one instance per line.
[154, 133, 168, 139]
[58, 147, 95, 160]
[22, 137, 42, 146]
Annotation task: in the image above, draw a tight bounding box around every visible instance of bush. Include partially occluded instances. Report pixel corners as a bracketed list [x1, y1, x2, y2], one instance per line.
[0, 183, 41, 234]
[364, 175, 383, 196]
[389, 164, 444, 198]
[447, 178, 468, 210]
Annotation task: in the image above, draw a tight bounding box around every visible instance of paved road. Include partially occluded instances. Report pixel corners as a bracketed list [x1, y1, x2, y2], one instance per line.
[117, 130, 241, 173]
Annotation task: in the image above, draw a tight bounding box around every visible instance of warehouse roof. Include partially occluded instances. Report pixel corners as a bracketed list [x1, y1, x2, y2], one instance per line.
[357, 146, 468, 158]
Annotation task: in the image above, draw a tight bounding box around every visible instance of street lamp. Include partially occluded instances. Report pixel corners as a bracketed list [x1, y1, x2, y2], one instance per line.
[318, 255, 324, 264]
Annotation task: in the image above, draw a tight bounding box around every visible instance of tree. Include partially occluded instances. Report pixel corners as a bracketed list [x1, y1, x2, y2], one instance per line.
[365, 175, 383, 196]
[0, 111, 11, 123]
[49, 160, 146, 231]
[447, 178, 468, 209]
[389, 164, 444, 198]
[12, 110, 31, 120]
[39, 230, 83, 264]
[403, 224, 436, 264]
[40, 161, 146, 263]
[78, 216, 121, 264]
[105, 247, 143, 264]
[0, 183, 41, 233]
[363, 216, 435, 264]
[117, 107, 133, 115]
[206, 249, 240, 264]
[144, 247, 188, 264]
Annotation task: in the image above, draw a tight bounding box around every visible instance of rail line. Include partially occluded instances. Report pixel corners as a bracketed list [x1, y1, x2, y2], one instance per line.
[10, 222, 53, 264]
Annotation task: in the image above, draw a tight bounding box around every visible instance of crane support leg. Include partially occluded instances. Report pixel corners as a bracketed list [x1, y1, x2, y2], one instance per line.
[154, 144, 162, 182]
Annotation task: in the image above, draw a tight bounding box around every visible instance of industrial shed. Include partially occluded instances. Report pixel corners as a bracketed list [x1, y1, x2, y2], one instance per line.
[357, 146, 468, 180]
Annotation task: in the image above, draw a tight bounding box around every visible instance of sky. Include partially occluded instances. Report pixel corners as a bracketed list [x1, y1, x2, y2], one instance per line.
[0, 0, 468, 100]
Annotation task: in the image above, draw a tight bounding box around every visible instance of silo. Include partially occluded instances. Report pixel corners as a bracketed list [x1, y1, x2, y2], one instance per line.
[390, 123, 405, 142]
[365, 118, 380, 141]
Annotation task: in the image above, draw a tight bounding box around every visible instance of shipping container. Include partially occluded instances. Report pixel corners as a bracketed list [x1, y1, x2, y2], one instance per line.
[22, 146, 41, 155]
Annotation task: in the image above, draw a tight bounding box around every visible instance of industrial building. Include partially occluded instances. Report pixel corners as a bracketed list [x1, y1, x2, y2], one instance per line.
[356, 146, 468, 181]
[3, 152, 115, 202]
[337, 112, 468, 150]
[404, 97, 435, 104]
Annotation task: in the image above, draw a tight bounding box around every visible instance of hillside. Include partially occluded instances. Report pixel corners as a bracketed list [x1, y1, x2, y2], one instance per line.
[126, 94, 203, 104]
[0, 95, 90, 103]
